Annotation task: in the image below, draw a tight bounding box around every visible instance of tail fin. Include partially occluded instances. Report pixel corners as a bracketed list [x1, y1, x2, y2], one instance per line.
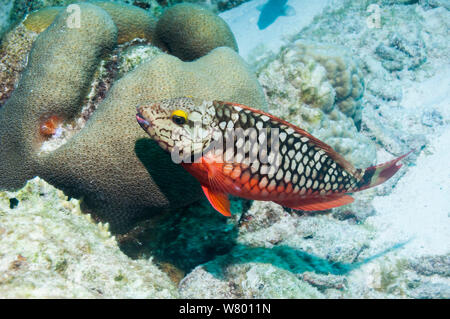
[356, 150, 414, 191]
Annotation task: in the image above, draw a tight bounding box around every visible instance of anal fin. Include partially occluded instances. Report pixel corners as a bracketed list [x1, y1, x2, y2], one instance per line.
[275, 195, 354, 211]
[202, 186, 231, 217]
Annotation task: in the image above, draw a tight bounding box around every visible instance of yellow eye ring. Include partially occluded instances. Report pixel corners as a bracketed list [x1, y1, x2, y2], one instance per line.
[170, 109, 188, 125]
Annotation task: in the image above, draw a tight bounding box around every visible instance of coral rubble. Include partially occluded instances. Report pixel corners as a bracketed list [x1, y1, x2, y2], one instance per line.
[0, 178, 178, 298]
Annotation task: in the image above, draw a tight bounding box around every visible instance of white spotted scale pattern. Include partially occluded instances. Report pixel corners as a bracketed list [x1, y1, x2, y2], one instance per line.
[211, 101, 359, 197]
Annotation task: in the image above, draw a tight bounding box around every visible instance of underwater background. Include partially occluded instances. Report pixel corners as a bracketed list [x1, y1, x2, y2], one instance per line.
[0, 0, 449, 298]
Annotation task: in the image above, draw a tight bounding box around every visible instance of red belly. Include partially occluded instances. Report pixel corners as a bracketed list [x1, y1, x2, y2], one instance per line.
[181, 160, 302, 203]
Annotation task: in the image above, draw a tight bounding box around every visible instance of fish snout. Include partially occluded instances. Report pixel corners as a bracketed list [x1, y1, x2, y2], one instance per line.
[136, 107, 151, 130]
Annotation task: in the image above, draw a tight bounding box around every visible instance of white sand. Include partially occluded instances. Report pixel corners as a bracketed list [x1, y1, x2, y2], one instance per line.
[401, 65, 450, 120]
[370, 67, 450, 257]
[220, 0, 334, 62]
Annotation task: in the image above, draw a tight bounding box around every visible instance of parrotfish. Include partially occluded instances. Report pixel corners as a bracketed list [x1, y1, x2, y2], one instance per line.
[136, 97, 411, 217]
[257, 0, 296, 30]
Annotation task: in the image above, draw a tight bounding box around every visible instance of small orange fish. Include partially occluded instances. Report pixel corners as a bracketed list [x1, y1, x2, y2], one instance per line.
[40, 115, 62, 137]
[136, 97, 411, 216]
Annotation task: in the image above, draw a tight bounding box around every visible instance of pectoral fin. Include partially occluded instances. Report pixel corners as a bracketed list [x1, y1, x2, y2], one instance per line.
[202, 186, 231, 217]
[275, 195, 354, 211]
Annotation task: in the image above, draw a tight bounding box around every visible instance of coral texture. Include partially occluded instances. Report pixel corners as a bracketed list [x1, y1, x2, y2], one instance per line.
[5, 0, 161, 32]
[0, 178, 178, 298]
[7, 0, 249, 26]
[0, 24, 38, 106]
[0, 2, 265, 233]
[293, 0, 447, 157]
[155, 3, 238, 61]
[293, 41, 365, 122]
[94, 1, 158, 44]
[176, 0, 449, 300]
[22, 6, 63, 32]
[257, 40, 375, 168]
[22, 1, 158, 44]
[375, 32, 427, 72]
[0, 3, 117, 189]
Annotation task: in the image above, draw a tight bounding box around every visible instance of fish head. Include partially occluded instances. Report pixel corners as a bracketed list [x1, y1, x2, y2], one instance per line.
[136, 97, 216, 158]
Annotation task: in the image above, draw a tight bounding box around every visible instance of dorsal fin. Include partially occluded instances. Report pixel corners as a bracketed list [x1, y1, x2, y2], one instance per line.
[216, 101, 359, 177]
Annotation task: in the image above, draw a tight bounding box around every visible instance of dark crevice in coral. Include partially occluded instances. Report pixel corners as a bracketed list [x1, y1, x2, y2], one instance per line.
[132, 1, 151, 9]
[79, 39, 156, 126]
[38, 41, 144, 152]
[9, 198, 19, 209]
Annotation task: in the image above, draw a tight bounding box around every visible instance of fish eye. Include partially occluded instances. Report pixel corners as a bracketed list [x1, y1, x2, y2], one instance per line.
[171, 110, 188, 125]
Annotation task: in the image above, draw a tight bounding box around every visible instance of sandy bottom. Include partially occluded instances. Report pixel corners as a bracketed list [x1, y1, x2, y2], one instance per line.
[370, 67, 450, 257]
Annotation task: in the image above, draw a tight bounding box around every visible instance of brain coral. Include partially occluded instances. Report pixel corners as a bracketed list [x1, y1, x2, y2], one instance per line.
[0, 3, 265, 234]
[0, 3, 117, 189]
[155, 3, 238, 61]
[0, 23, 38, 106]
[22, 6, 64, 33]
[22, 1, 158, 44]
[1, 1, 161, 107]
[257, 40, 375, 168]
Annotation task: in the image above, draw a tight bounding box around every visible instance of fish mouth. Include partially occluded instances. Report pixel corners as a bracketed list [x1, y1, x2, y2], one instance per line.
[136, 109, 151, 130]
